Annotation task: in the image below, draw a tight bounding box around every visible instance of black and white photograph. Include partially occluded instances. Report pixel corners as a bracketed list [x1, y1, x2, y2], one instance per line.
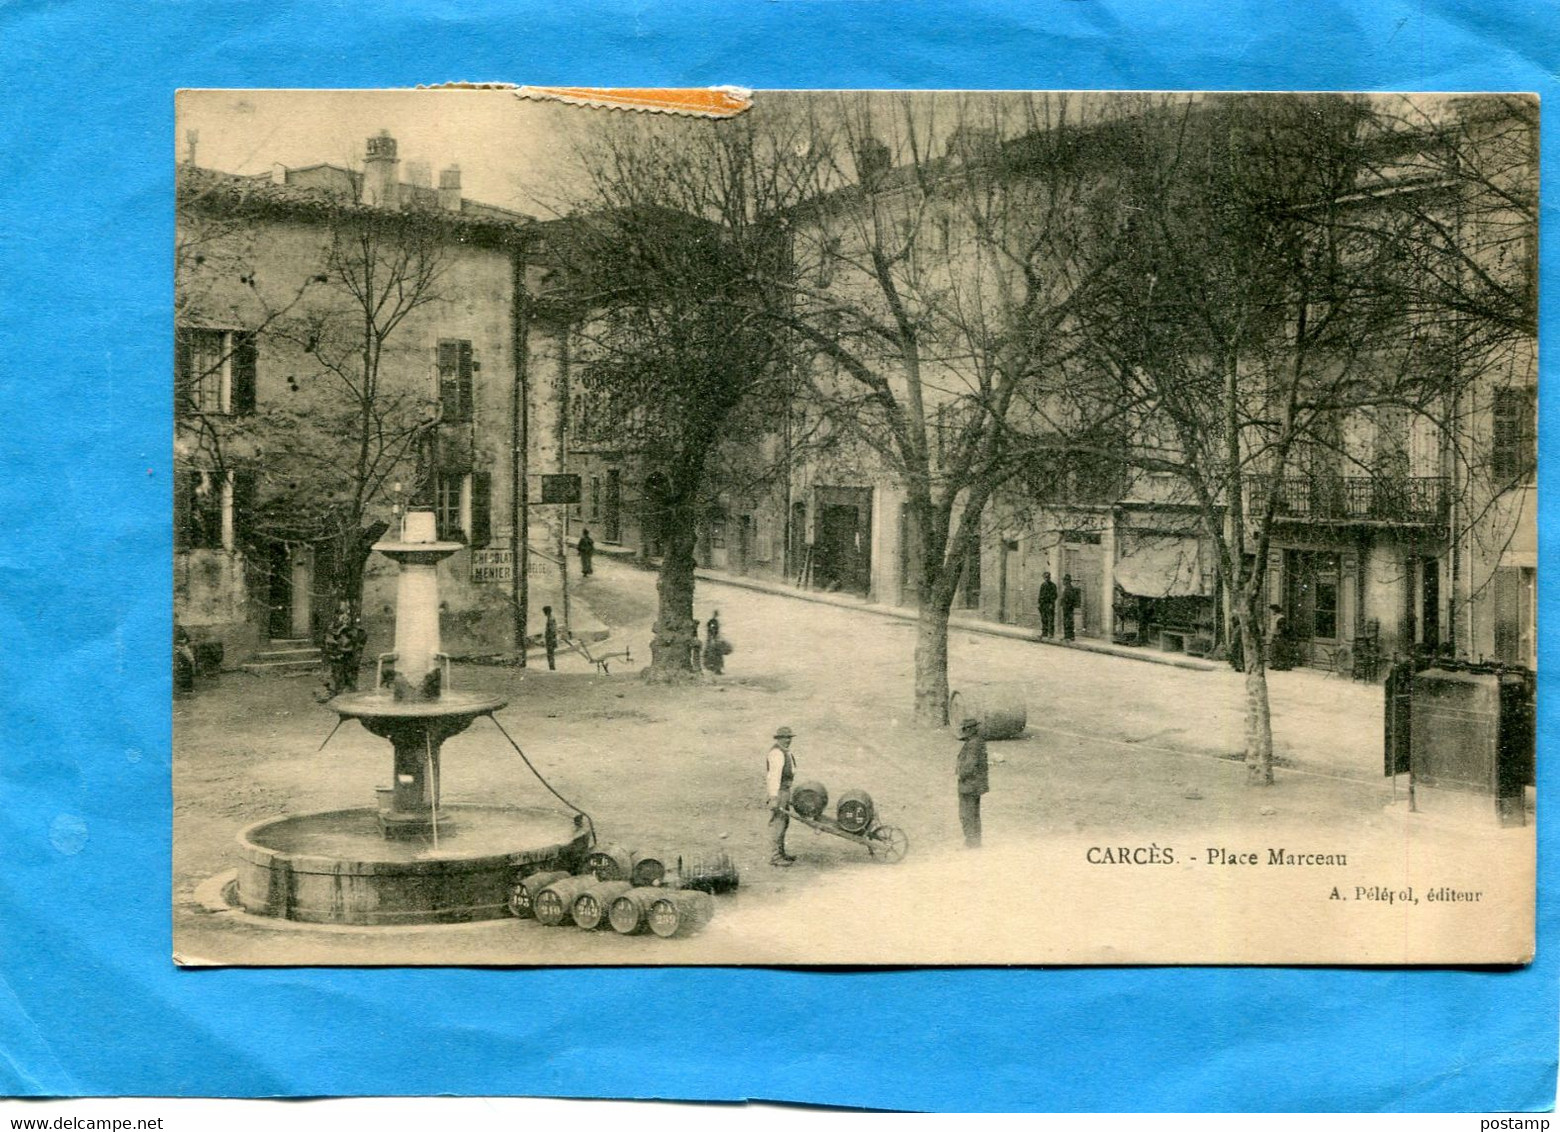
[173, 89, 1537, 966]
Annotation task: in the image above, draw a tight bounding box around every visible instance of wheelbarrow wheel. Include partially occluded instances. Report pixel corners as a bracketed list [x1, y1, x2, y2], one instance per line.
[869, 825, 909, 864]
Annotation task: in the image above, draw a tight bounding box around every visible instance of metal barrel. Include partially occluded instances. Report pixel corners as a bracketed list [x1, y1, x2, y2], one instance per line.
[572, 880, 633, 930]
[629, 851, 667, 888]
[508, 869, 568, 919]
[585, 843, 635, 882]
[608, 887, 664, 935]
[534, 875, 599, 926]
[948, 684, 1027, 740]
[647, 889, 715, 939]
[835, 789, 876, 834]
[790, 780, 829, 819]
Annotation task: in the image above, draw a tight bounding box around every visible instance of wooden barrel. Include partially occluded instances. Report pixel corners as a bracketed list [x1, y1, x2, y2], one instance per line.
[835, 789, 876, 834]
[948, 684, 1028, 740]
[608, 886, 664, 935]
[534, 875, 599, 926]
[585, 844, 634, 882]
[647, 890, 715, 939]
[508, 869, 568, 919]
[790, 780, 829, 819]
[629, 851, 667, 888]
[572, 880, 633, 930]
[676, 852, 739, 895]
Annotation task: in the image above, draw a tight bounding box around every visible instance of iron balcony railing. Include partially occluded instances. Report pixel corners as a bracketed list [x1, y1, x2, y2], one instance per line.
[1244, 475, 1449, 526]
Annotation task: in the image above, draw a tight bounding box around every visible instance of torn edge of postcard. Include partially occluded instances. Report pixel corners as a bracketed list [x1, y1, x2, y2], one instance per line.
[416, 83, 753, 117]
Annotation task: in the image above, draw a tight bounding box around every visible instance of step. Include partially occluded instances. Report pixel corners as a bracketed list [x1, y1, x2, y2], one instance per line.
[239, 659, 323, 676]
[251, 648, 323, 663]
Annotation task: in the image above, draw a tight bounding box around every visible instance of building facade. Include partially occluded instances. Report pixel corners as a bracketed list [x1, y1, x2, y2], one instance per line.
[175, 132, 574, 662]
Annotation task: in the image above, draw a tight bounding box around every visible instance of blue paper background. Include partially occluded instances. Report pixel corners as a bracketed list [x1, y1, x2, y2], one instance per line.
[0, 0, 1553, 1111]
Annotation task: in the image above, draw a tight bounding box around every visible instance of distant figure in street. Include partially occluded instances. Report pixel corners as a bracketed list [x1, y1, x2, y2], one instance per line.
[688, 615, 703, 673]
[320, 600, 367, 699]
[1060, 574, 1080, 641]
[765, 726, 798, 866]
[955, 716, 989, 848]
[704, 611, 731, 675]
[543, 605, 559, 671]
[1037, 571, 1058, 638]
[577, 528, 595, 577]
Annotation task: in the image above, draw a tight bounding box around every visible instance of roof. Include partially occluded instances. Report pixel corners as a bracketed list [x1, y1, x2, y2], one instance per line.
[178, 164, 536, 246]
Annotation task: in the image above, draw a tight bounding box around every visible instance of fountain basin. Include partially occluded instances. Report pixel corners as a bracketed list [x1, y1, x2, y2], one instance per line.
[236, 805, 590, 925]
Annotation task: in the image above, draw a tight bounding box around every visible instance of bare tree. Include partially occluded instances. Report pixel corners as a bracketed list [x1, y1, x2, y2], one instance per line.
[1083, 94, 1450, 784]
[554, 114, 814, 680]
[258, 210, 452, 617]
[770, 92, 1126, 725]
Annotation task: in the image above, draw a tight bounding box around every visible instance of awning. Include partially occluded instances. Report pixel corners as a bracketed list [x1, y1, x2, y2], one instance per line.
[1114, 535, 1210, 598]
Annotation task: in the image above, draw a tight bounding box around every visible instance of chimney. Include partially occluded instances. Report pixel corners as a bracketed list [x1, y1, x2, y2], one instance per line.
[270, 162, 288, 186]
[438, 165, 462, 212]
[404, 160, 432, 190]
[362, 129, 400, 208]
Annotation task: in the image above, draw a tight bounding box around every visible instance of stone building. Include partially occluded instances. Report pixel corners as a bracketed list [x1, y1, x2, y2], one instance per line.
[175, 131, 575, 664]
[740, 96, 1537, 673]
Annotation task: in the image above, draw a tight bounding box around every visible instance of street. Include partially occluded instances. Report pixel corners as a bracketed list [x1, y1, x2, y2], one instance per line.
[174, 556, 1534, 966]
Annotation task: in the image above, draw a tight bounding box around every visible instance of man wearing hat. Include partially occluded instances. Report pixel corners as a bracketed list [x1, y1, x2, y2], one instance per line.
[955, 716, 990, 848]
[765, 726, 799, 866]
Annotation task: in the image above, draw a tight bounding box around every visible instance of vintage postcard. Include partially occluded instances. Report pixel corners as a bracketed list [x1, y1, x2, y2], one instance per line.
[173, 89, 1536, 966]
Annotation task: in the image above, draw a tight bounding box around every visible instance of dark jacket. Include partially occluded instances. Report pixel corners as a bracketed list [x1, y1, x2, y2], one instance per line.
[956, 735, 989, 796]
[1060, 583, 1080, 613]
[1037, 579, 1058, 610]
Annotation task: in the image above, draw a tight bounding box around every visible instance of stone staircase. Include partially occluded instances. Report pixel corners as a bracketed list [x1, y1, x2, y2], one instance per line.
[240, 638, 323, 677]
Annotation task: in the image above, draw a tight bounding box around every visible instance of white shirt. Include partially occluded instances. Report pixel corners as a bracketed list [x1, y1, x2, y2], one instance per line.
[765, 744, 793, 798]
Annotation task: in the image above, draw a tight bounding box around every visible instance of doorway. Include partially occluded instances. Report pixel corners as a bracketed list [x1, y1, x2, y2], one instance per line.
[266, 543, 312, 640]
[816, 504, 870, 595]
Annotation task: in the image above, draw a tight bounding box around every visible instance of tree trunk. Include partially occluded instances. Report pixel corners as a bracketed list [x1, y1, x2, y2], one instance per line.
[644, 495, 700, 683]
[1238, 607, 1275, 785]
[913, 587, 955, 727]
[338, 520, 390, 616]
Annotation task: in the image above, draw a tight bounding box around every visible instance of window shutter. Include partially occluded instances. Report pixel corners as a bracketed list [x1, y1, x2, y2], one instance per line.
[232, 468, 258, 546]
[458, 340, 474, 420]
[437, 340, 458, 419]
[469, 471, 492, 548]
[232, 333, 257, 415]
[174, 328, 192, 410]
[173, 467, 192, 551]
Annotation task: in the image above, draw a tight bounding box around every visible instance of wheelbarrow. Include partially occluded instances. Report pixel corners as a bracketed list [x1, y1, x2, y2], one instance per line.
[785, 783, 908, 864]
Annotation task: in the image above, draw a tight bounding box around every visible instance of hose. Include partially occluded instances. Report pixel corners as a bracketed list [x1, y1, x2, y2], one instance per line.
[486, 713, 597, 846]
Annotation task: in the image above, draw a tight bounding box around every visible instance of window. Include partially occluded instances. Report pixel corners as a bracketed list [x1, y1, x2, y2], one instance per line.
[1493, 565, 1536, 668]
[176, 469, 230, 551]
[437, 339, 475, 422]
[175, 328, 256, 415]
[435, 474, 466, 542]
[1284, 550, 1341, 641]
[1491, 386, 1536, 486]
[433, 471, 492, 546]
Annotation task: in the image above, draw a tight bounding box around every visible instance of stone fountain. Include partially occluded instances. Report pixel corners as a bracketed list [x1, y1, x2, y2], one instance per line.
[233, 509, 590, 925]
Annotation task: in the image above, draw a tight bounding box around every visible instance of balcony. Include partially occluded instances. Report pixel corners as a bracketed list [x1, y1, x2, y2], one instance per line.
[1244, 475, 1448, 527]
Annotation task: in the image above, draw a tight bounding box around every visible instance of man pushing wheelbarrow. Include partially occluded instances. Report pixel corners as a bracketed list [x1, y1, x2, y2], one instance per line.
[764, 724, 909, 865]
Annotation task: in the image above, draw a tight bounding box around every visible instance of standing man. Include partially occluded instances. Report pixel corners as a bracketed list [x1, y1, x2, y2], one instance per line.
[1037, 571, 1058, 638]
[543, 605, 559, 671]
[955, 716, 989, 848]
[765, 726, 798, 867]
[1060, 574, 1080, 641]
[577, 528, 595, 578]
